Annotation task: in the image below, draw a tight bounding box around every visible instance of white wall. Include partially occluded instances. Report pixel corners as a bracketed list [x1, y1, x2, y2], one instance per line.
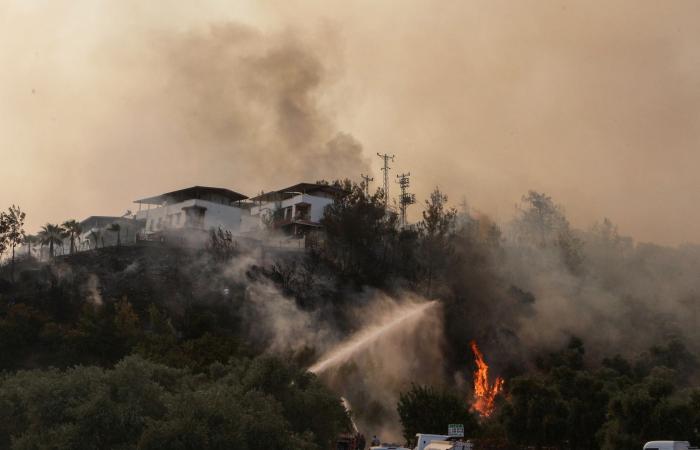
[250, 194, 333, 229]
[75, 220, 142, 251]
[140, 199, 247, 234]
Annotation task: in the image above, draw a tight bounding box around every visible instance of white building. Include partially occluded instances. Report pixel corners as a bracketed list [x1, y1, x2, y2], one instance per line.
[77, 216, 141, 251]
[249, 183, 343, 236]
[134, 186, 254, 241]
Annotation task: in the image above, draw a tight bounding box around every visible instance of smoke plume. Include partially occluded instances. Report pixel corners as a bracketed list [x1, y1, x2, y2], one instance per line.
[0, 4, 368, 231]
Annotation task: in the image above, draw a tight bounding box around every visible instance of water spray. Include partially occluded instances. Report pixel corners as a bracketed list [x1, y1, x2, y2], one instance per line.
[308, 300, 439, 374]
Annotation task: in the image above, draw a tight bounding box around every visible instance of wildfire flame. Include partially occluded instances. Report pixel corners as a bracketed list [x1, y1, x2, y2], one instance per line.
[470, 340, 504, 417]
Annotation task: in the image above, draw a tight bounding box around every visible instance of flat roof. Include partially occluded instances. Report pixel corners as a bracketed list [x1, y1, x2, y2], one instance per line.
[135, 186, 248, 205]
[79, 215, 122, 224]
[251, 182, 345, 202]
[79, 216, 133, 229]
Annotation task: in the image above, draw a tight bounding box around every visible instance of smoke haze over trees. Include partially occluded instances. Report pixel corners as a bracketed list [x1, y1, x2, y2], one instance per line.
[2, 181, 699, 448]
[1, 2, 699, 449]
[3, 1, 700, 245]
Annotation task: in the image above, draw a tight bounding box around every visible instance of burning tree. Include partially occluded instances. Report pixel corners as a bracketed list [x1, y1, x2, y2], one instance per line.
[470, 341, 504, 417]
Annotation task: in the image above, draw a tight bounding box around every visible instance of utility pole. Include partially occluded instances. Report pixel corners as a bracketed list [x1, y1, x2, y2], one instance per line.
[360, 173, 374, 197]
[377, 153, 395, 206]
[396, 172, 416, 227]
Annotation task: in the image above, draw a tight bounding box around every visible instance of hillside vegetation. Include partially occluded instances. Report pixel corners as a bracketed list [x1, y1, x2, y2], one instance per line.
[1, 182, 699, 449]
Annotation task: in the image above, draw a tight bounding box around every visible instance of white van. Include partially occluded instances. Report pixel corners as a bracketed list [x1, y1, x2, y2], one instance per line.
[414, 434, 449, 450]
[424, 440, 472, 450]
[643, 441, 697, 450]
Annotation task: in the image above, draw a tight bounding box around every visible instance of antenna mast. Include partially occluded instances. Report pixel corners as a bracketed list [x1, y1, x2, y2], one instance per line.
[396, 172, 416, 227]
[360, 173, 374, 197]
[377, 153, 395, 206]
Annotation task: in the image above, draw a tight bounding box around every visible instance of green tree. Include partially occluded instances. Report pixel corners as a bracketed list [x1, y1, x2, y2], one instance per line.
[398, 384, 479, 447]
[418, 188, 457, 296]
[599, 368, 698, 450]
[552, 368, 609, 450]
[0, 205, 26, 282]
[0, 355, 348, 450]
[238, 356, 351, 448]
[61, 219, 82, 254]
[320, 180, 399, 286]
[523, 338, 610, 450]
[499, 376, 568, 449]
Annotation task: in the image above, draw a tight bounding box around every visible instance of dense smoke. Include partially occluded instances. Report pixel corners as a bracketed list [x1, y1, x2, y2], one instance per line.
[3, 2, 700, 446]
[0, 4, 368, 230]
[215, 190, 700, 441]
[5, 1, 700, 244]
[425, 199, 700, 375]
[142, 23, 369, 183]
[223, 248, 335, 353]
[499, 227, 700, 360]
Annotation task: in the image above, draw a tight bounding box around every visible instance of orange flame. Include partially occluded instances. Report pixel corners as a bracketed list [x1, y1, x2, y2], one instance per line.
[470, 340, 504, 417]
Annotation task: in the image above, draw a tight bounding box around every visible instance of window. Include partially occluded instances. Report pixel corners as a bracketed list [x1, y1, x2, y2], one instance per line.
[295, 203, 311, 221]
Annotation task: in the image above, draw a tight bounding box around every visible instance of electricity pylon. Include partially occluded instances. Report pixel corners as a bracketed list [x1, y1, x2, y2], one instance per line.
[396, 172, 416, 227]
[377, 153, 395, 206]
[360, 173, 374, 197]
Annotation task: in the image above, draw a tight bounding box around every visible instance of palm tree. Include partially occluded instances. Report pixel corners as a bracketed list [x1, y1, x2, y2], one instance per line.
[108, 223, 121, 247]
[89, 229, 101, 250]
[62, 219, 82, 254]
[24, 234, 38, 257]
[38, 224, 64, 259]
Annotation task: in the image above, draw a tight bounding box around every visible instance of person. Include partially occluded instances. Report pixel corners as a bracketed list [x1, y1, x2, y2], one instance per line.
[356, 434, 366, 450]
[371, 435, 380, 446]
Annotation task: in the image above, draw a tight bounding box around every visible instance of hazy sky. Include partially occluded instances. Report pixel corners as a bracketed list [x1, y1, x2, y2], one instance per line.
[1, 0, 699, 245]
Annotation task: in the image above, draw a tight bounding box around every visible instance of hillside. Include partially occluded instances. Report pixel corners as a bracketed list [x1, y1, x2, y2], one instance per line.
[1, 184, 700, 449]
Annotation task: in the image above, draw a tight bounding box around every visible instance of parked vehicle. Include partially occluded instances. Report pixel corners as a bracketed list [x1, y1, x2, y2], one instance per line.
[423, 440, 472, 450]
[414, 434, 449, 450]
[644, 442, 697, 450]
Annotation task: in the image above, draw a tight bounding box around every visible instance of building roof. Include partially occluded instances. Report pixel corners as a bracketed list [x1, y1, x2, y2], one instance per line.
[134, 186, 248, 205]
[251, 182, 345, 202]
[79, 216, 132, 230]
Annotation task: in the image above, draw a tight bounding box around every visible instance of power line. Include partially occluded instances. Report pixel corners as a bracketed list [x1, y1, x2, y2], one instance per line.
[376, 153, 395, 206]
[396, 172, 416, 227]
